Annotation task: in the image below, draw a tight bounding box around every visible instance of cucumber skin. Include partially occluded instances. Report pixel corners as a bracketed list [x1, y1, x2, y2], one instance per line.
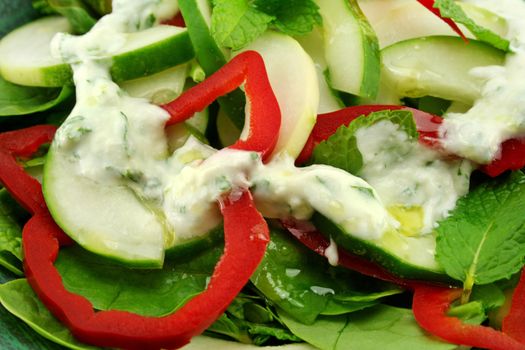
[349, 0, 380, 99]
[312, 212, 456, 284]
[179, 0, 246, 130]
[110, 31, 195, 82]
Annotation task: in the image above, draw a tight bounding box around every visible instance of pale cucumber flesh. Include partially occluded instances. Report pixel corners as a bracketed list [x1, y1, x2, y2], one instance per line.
[381, 36, 505, 104]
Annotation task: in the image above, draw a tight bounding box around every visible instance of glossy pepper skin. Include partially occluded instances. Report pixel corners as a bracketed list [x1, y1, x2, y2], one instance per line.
[417, 0, 468, 40]
[162, 50, 281, 162]
[413, 285, 525, 350]
[297, 105, 525, 176]
[1, 50, 280, 349]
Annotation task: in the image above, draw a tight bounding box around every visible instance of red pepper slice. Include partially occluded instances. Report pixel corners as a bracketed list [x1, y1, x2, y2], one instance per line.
[417, 0, 468, 41]
[0, 127, 269, 349]
[413, 285, 525, 350]
[0, 50, 281, 348]
[0, 125, 56, 214]
[22, 190, 268, 349]
[296, 105, 442, 164]
[281, 218, 425, 290]
[161, 50, 281, 162]
[502, 268, 525, 343]
[481, 138, 525, 177]
[161, 12, 186, 27]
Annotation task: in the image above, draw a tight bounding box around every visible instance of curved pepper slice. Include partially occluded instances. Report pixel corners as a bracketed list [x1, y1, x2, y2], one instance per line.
[503, 268, 525, 343]
[417, 0, 468, 41]
[0, 126, 269, 349]
[0, 125, 56, 215]
[23, 191, 268, 350]
[297, 105, 525, 176]
[0, 49, 281, 348]
[413, 285, 525, 350]
[296, 105, 442, 164]
[161, 50, 281, 162]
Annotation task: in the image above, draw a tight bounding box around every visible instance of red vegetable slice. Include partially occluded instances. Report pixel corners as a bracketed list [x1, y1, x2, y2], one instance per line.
[481, 138, 525, 177]
[0, 125, 56, 214]
[0, 50, 282, 348]
[413, 285, 525, 350]
[162, 50, 281, 162]
[503, 268, 525, 343]
[417, 0, 468, 41]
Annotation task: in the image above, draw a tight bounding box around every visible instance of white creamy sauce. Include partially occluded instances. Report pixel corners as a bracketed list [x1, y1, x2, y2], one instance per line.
[356, 120, 472, 234]
[440, 0, 525, 163]
[50, 0, 487, 258]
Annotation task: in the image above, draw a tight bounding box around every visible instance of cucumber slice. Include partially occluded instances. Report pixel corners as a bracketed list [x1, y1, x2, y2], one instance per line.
[359, 0, 508, 48]
[0, 16, 194, 87]
[315, 0, 380, 98]
[313, 213, 451, 282]
[43, 148, 167, 268]
[120, 63, 189, 104]
[381, 36, 505, 104]
[237, 32, 319, 159]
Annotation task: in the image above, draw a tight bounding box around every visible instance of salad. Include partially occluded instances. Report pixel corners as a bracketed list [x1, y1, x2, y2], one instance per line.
[0, 0, 525, 349]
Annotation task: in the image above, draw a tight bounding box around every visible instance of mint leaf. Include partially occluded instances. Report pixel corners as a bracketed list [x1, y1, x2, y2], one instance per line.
[211, 0, 274, 50]
[311, 110, 417, 174]
[436, 171, 525, 301]
[254, 0, 321, 36]
[433, 0, 510, 51]
[278, 305, 457, 350]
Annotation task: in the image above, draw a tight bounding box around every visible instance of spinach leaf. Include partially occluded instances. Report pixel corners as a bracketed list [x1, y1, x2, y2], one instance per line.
[207, 292, 302, 346]
[55, 242, 223, 317]
[251, 227, 401, 324]
[311, 110, 417, 174]
[0, 279, 98, 349]
[0, 189, 27, 275]
[0, 76, 73, 116]
[433, 0, 510, 51]
[436, 171, 525, 302]
[278, 305, 457, 350]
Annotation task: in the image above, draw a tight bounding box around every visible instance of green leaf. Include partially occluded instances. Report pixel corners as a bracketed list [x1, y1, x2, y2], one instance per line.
[447, 301, 486, 325]
[0, 76, 73, 117]
[433, 0, 510, 51]
[311, 110, 418, 174]
[55, 242, 223, 317]
[436, 171, 525, 300]
[253, 0, 321, 36]
[251, 227, 401, 324]
[0, 190, 26, 276]
[48, 0, 98, 34]
[211, 0, 274, 50]
[0, 279, 99, 349]
[278, 305, 457, 350]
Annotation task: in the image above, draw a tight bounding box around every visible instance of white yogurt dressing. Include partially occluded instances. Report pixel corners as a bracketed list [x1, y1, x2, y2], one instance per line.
[49, 0, 480, 259]
[440, 0, 525, 163]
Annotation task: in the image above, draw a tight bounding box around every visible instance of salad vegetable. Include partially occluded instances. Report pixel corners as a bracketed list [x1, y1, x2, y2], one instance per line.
[1, 0, 525, 349]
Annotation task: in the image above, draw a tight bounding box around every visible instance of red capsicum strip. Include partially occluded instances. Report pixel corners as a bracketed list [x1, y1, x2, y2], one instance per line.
[417, 0, 468, 41]
[413, 285, 525, 350]
[282, 218, 428, 290]
[161, 50, 281, 162]
[502, 268, 525, 343]
[0, 125, 57, 215]
[297, 105, 525, 176]
[0, 50, 281, 349]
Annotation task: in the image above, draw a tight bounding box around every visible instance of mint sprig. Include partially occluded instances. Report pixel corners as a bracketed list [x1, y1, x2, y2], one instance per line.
[211, 0, 321, 50]
[436, 171, 525, 303]
[433, 0, 510, 51]
[311, 110, 418, 174]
